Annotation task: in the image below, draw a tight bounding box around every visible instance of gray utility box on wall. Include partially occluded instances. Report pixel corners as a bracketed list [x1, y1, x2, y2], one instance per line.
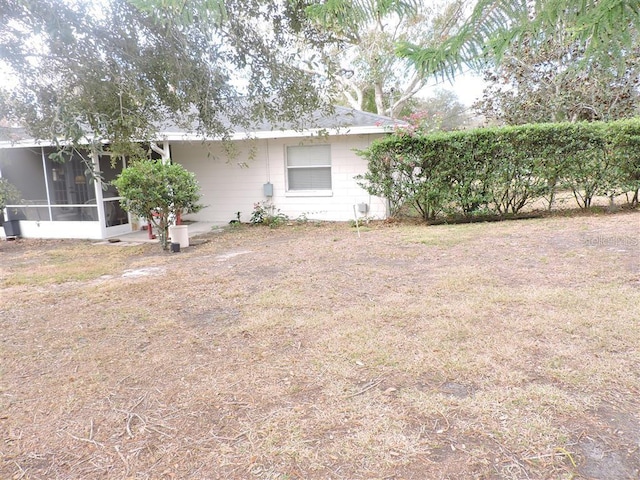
[263, 182, 273, 197]
[357, 203, 369, 214]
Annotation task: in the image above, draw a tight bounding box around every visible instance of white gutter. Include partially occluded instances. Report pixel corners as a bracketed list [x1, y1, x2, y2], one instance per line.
[155, 125, 395, 143]
[0, 138, 49, 149]
[0, 125, 396, 150]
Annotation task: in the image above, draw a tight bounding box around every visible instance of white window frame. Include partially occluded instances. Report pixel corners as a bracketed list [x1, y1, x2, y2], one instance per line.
[285, 144, 333, 197]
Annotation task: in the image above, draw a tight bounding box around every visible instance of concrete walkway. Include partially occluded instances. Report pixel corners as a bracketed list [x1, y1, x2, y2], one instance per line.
[112, 221, 226, 244]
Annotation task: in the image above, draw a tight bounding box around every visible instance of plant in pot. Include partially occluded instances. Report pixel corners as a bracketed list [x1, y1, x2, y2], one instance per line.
[113, 160, 203, 250]
[0, 178, 21, 236]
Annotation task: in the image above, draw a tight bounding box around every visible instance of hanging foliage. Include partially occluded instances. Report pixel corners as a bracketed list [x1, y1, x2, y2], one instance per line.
[0, 0, 330, 158]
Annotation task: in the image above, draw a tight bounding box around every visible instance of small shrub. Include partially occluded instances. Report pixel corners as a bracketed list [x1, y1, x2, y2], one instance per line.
[113, 160, 203, 249]
[250, 201, 289, 227]
[296, 212, 310, 224]
[0, 178, 21, 216]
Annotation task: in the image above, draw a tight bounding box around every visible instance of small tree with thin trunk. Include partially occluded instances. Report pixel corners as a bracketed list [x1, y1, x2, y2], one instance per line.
[113, 160, 203, 250]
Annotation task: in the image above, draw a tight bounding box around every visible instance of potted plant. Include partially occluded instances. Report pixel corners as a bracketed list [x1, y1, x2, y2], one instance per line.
[0, 178, 21, 237]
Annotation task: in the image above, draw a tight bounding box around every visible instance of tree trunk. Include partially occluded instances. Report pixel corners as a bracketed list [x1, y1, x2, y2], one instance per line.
[373, 82, 386, 117]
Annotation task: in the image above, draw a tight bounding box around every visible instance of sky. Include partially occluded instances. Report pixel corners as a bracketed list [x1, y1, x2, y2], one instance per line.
[421, 71, 487, 107]
[448, 73, 487, 106]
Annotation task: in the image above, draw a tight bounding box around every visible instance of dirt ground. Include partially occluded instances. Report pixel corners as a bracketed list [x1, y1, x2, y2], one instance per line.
[1, 211, 639, 479]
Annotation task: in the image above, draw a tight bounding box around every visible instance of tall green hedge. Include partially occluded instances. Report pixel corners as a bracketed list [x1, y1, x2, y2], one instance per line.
[357, 119, 640, 220]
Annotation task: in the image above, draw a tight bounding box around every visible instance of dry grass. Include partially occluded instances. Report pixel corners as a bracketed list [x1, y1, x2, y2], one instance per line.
[1, 211, 639, 479]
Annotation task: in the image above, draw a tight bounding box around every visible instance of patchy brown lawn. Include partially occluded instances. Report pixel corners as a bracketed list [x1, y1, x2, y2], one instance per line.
[1, 212, 639, 480]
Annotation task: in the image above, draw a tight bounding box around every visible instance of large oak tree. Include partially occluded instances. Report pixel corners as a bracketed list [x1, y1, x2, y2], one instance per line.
[0, 0, 329, 157]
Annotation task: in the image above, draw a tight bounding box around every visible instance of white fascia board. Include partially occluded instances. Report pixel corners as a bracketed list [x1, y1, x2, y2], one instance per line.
[0, 138, 47, 149]
[155, 125, 394, 143]
[0, 134, 99, 149]
[0, 125, 395, 149]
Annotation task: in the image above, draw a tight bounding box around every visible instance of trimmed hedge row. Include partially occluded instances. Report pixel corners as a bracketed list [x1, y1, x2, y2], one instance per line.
[357, 119, 640, 220]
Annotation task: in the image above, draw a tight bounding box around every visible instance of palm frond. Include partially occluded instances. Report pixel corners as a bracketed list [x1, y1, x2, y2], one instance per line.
[401, 0, 640, 79]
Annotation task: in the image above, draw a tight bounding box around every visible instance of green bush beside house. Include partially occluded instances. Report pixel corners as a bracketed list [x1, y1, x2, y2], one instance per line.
[0, 178, 21, 224]
[113, 160, 203, 250]
[357, 119, 640, 220]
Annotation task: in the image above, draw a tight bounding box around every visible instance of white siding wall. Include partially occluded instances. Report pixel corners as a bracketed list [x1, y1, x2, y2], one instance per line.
[173, 134, 387, 223]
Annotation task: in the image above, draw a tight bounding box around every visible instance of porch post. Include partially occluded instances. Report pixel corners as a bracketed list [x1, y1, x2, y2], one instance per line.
[150, 141, 171, 164]
[41, 147, 53, 221]
[92, 151, 107, 238]
[149, 141, 180, 224]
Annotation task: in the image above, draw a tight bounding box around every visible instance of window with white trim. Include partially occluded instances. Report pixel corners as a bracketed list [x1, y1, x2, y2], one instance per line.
[286, 145, 332, 191]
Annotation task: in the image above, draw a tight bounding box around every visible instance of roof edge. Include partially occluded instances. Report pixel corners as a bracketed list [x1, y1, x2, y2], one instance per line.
[0, 124, 397, 149]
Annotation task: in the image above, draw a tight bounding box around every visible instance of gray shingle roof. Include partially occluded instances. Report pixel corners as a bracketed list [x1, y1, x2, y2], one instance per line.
[1, 106, 403, 147]
[156, 105, 400, 135]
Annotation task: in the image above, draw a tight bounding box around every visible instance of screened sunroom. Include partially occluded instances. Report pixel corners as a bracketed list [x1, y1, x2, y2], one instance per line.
[0, 146, 132, 239]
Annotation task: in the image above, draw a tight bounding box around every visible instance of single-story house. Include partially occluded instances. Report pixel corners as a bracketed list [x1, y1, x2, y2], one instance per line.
[0, 107, 398, 240]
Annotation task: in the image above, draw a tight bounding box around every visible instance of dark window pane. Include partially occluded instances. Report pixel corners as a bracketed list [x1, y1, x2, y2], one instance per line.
[6, 206, 50, 221]
[0, 148, 47, 204]
[104, 200, 128, 227]
[101, 157, 125, 198]
[51, 206, 98, 222]
[46, 149, 97, 205]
